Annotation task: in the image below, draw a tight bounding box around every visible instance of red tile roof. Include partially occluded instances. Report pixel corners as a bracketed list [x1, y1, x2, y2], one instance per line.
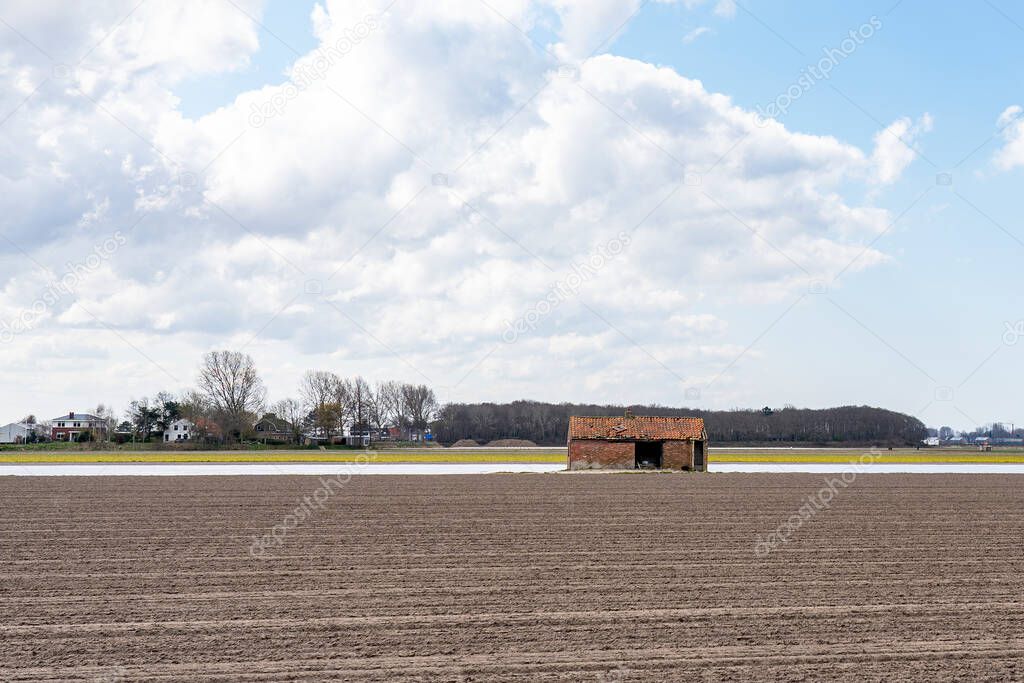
[569, 415, 705, 441]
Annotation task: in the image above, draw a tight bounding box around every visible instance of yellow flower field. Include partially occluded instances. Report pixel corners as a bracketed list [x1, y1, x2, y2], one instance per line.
[2, 447, 1022, 464]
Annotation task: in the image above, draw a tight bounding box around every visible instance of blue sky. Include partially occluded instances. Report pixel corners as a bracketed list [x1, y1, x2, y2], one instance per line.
[174, 0, 320, 119]
[618, 0, 1024, 430]
[2, 0, 1022, 430]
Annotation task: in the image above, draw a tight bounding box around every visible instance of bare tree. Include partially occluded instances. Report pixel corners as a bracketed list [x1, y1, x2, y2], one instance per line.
[93, 404, 117, 442]
[179, 390, 217, 443]
[300, 370, 340, 440]
[300, 371, 336, 412]
[366, 381, 394, 442]
[272, 398, 305, 444]
[315, 402, 345, 442]
[127, 397, 158, 441]
[332, 376, 354, 438]
[196, 350, 266, 440]
[179, 390, 209, 421]
[402, 384, 438, 438]
[351, 376, 371, 433]
[375, 381, 405, 439]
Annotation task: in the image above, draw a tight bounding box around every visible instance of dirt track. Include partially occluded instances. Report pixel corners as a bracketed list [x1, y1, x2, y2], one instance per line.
[1, 473, 1023, 681]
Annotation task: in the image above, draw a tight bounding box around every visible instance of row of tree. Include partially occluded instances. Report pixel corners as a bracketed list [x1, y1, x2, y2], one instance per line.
[433, 401, 929, 446]
[295, 371, 437, 442]
[43, 350, 929, 447]
[115, 351, 438, 444]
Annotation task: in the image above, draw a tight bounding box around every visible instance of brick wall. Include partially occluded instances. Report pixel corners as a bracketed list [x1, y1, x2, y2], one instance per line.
[568, 440, 635, 470]
[568, 439, 706, 470]
[662, 440, 693, 470]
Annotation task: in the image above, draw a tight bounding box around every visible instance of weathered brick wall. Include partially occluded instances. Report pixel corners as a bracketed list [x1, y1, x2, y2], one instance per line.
[568, 440, 635, 469]
[662, 440, 693, 470]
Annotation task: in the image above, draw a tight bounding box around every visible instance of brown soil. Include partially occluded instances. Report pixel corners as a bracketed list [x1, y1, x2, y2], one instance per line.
[1, 473, 1023, 681]
[484, 438, 537, 447]
[449, 439, 481, 448]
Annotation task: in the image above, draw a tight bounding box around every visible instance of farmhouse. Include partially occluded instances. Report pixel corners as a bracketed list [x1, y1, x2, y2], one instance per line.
[49, 412, 108, 442]
[163, 418, 194, 442]
[568, 412, 707, 471]
[253, 414, 296, 443]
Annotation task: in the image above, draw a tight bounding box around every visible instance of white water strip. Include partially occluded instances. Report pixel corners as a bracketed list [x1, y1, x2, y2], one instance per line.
[710, 462, 1024, 474]
[0, 462, 567, 476]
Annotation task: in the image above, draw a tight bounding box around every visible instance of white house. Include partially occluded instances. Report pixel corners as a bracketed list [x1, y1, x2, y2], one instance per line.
[49, 412, 108, 441]
[164, 418, 195, 442]
[0, 422, 32, 444]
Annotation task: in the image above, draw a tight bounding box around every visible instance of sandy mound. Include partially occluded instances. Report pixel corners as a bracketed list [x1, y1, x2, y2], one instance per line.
[450, 439, 481, 448]
[484, 438, 538, 447]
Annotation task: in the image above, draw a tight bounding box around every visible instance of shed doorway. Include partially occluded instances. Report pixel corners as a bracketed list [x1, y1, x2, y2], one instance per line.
[635, 441, 663, 469]
[694, 441, 705, 470]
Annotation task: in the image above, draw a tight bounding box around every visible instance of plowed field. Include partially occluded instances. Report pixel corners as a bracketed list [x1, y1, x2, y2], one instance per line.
[1, 473, 1023, 681]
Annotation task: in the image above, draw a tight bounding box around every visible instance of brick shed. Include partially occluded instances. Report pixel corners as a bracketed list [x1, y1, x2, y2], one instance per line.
[568, 412, 707, 471]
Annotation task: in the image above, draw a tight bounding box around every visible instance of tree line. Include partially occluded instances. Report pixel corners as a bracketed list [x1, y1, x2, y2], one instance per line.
[39, 349, 927, 447]
[118, 350, 437, 444]
[433, 401, 929, 446]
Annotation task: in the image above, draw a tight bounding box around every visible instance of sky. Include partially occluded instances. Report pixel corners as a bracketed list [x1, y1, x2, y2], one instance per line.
[0, 0, 1022, 431]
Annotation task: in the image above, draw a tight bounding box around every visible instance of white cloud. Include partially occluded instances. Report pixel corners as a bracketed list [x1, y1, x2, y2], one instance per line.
[714, 0, 737, 18]
[993, 105, 1024, 171]
[682, 26, 712, 44]
[681, 0, 735, 18]
[0, 0, 262, 82]
[0, 0, 903, 415]
[870, 113, 933, 184]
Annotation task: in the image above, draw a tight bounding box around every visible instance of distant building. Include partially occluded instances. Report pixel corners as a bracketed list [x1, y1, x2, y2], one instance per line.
[384, 425, 429, 442]
[922, 436, 940, 447]
[0, 422, 34, 444]
[49, 412, 107, 441]
[345, 427, 370, 447]
[253, 414, 296, 442]
[163, 418, 194, 443]
[567, 411, 707, 471]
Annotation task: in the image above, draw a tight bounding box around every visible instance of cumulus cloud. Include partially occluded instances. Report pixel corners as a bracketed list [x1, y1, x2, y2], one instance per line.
[993, 105, 1024, 171]
[0, 0, 901, 412]
[0, 0, 261, 81]
[870, 113, 933, 184]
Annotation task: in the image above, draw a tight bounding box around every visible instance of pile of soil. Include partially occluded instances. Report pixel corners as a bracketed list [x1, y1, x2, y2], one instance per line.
[484, 438, 537, 447]
[449, 439, 481, 448]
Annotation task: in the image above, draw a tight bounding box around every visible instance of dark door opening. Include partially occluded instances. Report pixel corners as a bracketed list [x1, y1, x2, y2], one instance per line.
[693, 441, 705, 471]
[635, 441, 663, 469]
